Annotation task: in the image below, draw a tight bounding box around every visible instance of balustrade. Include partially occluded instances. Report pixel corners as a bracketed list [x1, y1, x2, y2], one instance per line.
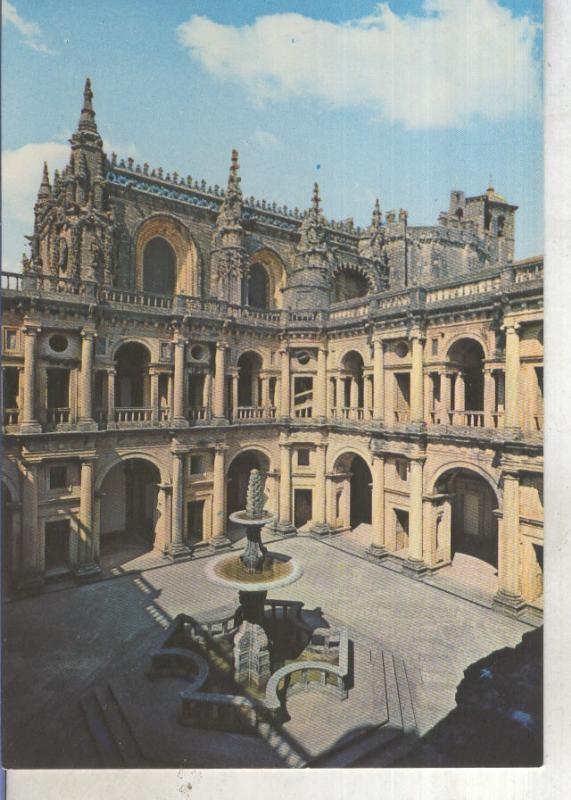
[115, 407, 152, 423]
[47, 407, 71, 425]
[187, 406, 208, 422]
[394, 409, 410, 423]
[3, 408, 20, 427]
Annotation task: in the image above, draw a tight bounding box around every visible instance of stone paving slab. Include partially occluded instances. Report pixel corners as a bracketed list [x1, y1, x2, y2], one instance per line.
[3, 534, 531, 767]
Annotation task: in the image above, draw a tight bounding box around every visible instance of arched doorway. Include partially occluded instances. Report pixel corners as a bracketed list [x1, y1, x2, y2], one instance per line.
[227, 450, 270, 517]
[332, 452, 372, 537]
[339, 351, 365, 418]
[143, 236, 176, 295]
[447, 338, 486, 416]
[237, 351, 263, 409]
[115, 342, 150, 409]
[99, 458, 161, 565]
[435, 468, 498, 568]
[243, 263, 270, 308]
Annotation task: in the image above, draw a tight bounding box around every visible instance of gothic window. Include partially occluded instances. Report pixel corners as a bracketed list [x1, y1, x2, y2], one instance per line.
[496, 215, 506, 237]
[143, 237, 176, 296]
[333, 268, 369, 302]
[245, 263, 270, 308]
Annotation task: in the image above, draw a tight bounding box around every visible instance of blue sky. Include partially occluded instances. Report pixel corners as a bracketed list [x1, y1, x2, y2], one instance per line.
[2, 0, 543, 270]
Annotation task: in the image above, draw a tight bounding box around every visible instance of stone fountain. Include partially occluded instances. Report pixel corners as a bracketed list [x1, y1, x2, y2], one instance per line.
[206, 469, 303, 690]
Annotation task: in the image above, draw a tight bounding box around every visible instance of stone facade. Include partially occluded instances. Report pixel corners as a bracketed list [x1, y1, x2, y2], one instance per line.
[1, 81, 543, 619]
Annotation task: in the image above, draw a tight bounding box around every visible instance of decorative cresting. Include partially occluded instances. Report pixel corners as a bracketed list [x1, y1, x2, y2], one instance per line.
[135, 214, 199, 296]
[356, 198, 390, 289]
[211, 149, 248, 302]
[24, 78, 118, 291]
[284, 183, 332, 310]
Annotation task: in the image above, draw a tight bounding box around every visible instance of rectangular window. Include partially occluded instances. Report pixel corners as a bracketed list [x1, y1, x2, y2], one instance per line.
[431, 338, 439, 356]
[160, 342, 172, 361]
[49, 465, 68, 490]
[297, 448, 310, 467]
[189, 454, 205, 475]
[395, 509, 409, 551]
[95, 336, 107, 356]
[5, 330, 17, 351]
[395, 459, 408, 481]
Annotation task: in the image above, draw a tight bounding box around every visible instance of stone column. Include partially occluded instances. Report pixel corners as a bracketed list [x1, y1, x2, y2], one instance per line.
[327, 376, 335, 419]
[372, 336, 384, 422]
[494, 470, 524, 615]
[76, 458, 101, 578]
[364, 375, 373, 418]
[311, 444, 329, 536]
[173, 333, 187, 426]
[277, 442, 296, 536]
[150, 371, 160, 423]
[350, 376, 359, 417]
[155, 483, 172, 552]
[484, 368, 495, 427]
[213, 342, 227, 423]
[78, 329, 97, 431]
[279, 344, 291, 421]
[231, 370, 239, 420]
[203, 371, 212, 419]
[19, 462, 43, 590]
[169, 451, 189, 558]
[404, 456, 427, 575]
[106, 368, 116, 427]
[316, 345, 328, 421]
[261, 375, 270, 410]
[21, 323, 41, 433]
[504, 322, 521, 431]
[442, 371, 454, 422]
[455, 373, 466, 412]
[211, 444, 231, 549]
[368, 454, 388, 558]
[410, 333, 425, 424]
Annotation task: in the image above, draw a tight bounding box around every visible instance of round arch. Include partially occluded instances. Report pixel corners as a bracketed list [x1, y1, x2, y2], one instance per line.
[429, 460, 500, 501]
[135, 214, 200, 296]
[110, 338, 153, 362]
[95, 451, 169, 493]
[247, 247, 286, 308]
[226, 448, 272, 518]
[331, 264, 375, 302]
[444, 331, 489, 360]
[329, 444, 373, 473]
[330, 449, 373, 530]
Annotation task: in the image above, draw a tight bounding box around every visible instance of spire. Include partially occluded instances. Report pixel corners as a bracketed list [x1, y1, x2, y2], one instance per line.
[77, 77, 98, 134]
[311, 182, 321, 215]
[371, 198, 382, 228]
[227, 148, 242, 199]
[37, 162, 52, 201]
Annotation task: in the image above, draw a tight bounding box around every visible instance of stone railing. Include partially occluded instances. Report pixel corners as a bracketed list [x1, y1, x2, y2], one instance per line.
[331, 407, 372, 423]
[426, 276, 501, 303]
[513, 260, 543, 284]
[372, 289, 411, 311]
[115, 407, 152, 423]
[187, 406, 208, 422]
[394, 409, 410, 423]
[329, 301, 369, 320]
[159, 406, 170, 422]
[3, 408, 20, 428]
[236, 406, 264, 420]
[491, 411, 505, 428]
[264, 626, 349, 714]
[102, 287, 173, 309]
[1, 272, 23, 291]
[181, 611, 242, 643]
[47, 407, 71, 425]
[180, 691, 264, 733]
[446, 410, 485, 427]
[228, 304, 281, 324]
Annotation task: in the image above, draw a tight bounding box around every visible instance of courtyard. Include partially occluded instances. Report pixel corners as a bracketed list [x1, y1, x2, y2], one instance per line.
[2, 532, 532, 768]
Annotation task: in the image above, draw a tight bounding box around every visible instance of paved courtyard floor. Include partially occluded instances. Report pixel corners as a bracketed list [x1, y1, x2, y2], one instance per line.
[2, 533, 532, 768]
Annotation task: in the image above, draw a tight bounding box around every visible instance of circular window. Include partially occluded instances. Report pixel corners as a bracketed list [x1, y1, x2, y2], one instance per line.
[296, 351, 310, 365]
[49, 334, 68, 353]
[191, 345, 207, 361]
[394, 341, 409, 358]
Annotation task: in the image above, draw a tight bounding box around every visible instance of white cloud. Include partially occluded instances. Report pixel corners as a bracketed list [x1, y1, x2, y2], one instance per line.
[252, 129, 281, 149]
[2, 142, 69, 270]
[177, 0, 541, 129]
[3, 0, 57, 55]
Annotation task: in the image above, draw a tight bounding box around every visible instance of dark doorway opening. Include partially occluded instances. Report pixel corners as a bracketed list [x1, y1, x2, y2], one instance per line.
[294, 489, 312, 529]
[350, 456, 372, 527]
[45, 519, 71, 574]
[187, 500, 204, 544]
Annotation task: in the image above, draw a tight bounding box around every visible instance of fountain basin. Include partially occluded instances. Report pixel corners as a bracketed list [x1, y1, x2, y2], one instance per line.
[206, 552, 303, 593]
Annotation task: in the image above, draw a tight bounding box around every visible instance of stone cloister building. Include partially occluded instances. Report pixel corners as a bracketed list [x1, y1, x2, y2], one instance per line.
[1, 81, 543, 621]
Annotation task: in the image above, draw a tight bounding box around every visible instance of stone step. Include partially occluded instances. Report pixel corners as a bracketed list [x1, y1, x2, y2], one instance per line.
[393, 657, 417, 733]
[96, 685, 143, 767]
[79, 692, 124, 767]
[382, 651, 404, 729]
[308, 724, 403, 768]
